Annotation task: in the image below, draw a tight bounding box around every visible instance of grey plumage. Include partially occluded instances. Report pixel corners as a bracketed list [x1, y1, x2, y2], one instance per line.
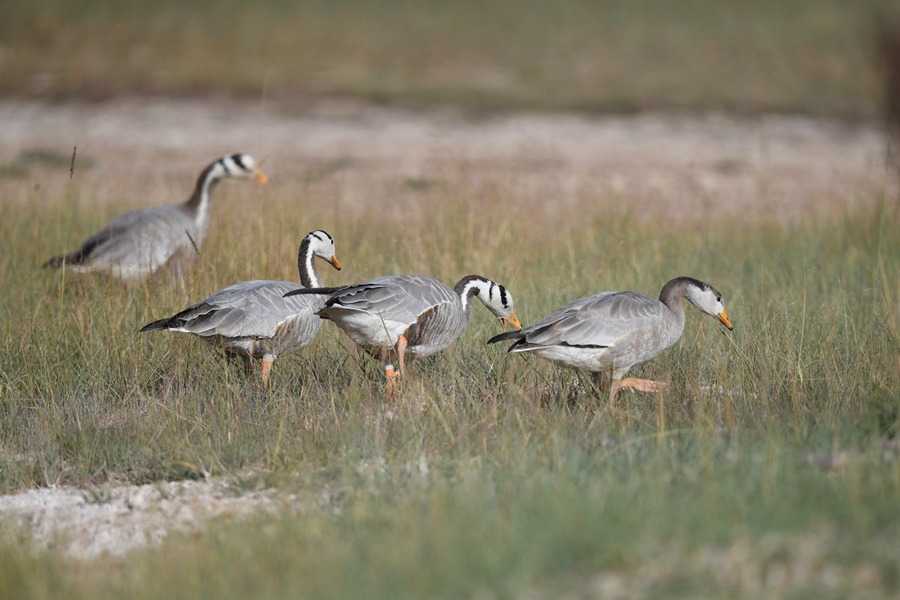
[44, 154, 268, 281]
[286, 274, 520, 389]
[141, 230, 341, 383]
[489, 276, 733, 404]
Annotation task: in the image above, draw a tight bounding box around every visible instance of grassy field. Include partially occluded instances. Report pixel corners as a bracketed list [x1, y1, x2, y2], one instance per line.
[1, 164, 898, 596]
[1, 0, 900, 597]
[1, 0, 899, 115]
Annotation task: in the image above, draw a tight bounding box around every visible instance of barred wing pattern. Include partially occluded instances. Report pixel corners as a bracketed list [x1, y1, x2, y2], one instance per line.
[511, 292, 669, 351]
[319, 275, 465, 358]
[160, 280, 322, 344]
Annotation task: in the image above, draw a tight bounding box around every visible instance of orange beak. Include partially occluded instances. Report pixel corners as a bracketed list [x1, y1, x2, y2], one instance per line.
[254, 170, 269, 184]
[328, 255, 342, 271]
[500, 313, 522, 331]
[716, 309, 733, 330]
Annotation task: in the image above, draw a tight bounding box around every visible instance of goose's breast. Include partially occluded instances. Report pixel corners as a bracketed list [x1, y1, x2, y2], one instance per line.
[270, 312, 324, 355]
[405, 300, 465, 358]
[602, 316, 680, 372]
[528, 345, 612, 372]
[93, 207, 199, 277]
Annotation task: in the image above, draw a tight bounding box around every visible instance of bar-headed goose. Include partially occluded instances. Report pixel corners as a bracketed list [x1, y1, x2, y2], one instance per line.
[140, 230, 341, 384]
[43, 154, 268, 281]
[488, 276, 733, 405]
[285, 274, 521, 394]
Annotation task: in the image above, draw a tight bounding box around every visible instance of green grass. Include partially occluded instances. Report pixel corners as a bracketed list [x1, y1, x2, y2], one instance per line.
[2, 2, 898, 594]
[0, 167, 898, 597]
[1, 0, 898, 115]
[5, 435, 899, 599]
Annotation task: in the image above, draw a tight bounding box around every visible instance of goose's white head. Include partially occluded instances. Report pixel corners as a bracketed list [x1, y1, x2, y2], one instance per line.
[456, 275, 522, 331]
[296, 230, 341, 289]
[682, 278, 733, 330]
[305, 230, 342, 271]
[214, 153, 269, 184]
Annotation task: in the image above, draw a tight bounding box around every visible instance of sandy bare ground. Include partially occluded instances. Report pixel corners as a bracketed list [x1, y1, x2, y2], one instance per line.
[0, 98, 895, 225]
[0, 98, 895, 559]
[0, 477, 290, 560]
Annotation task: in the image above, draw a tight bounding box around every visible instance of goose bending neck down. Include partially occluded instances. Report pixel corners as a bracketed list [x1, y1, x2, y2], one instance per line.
[285, 274, 521, 396]
[488, 276, 733, 406]
[140, 230, 341, 384]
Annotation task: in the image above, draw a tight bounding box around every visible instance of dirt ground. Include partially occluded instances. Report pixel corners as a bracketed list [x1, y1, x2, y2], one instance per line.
[0, 477, 290, 560]
[1, 98, 895, 224]
[0, 98, 895, 559]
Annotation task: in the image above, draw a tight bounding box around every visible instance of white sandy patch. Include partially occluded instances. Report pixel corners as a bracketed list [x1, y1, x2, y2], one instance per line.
[0, 478, 286, 560]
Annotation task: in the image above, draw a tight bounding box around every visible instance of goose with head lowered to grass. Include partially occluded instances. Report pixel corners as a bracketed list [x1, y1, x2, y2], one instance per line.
[140, 230, 341, 384]
[488, 276, 733, 406]
[43, 153, 268, 281]
[285, 274, 521, 395]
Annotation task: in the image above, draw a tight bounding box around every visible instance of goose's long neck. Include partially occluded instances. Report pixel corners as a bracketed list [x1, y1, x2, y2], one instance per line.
[184, 162, 223, 227]
[658, 278, 688, 330]
[454, 276, 489, 325]
[297, 238, 322, 288]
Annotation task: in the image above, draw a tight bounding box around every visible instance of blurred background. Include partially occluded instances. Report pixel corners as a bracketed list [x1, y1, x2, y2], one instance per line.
[1, 0, 898, 118]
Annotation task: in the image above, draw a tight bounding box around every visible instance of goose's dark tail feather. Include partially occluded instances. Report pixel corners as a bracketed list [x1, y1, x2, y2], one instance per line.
[283, 286, 340, 298]
[42, 250, 86, 269]
[487, 330, 526, 345]
[139, 318, 171, 333]
[43, 232, 110, 269]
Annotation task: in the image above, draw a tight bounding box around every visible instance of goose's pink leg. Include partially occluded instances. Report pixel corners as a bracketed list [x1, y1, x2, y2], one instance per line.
[609, 377, 667, 407]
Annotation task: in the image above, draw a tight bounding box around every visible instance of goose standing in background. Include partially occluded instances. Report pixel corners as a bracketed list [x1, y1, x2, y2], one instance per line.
[43, 154, 268, 281]
[488, 276, 733, 406]
[285, 274, 521, 395]
[140, 230, 341, 384]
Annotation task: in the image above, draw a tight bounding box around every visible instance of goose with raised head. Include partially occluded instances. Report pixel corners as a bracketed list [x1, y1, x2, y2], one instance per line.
[285, 274, 521, 393]
[43, 153, 268, 281]
[140, 230, 341, 384]
[488, 276, 733, 406]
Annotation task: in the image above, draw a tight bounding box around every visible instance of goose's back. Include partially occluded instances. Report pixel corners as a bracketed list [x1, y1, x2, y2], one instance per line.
[513, 291, 681, 375]
[73, 204, 202, 279]
[320, 275, 462, 353]
[165, 280, 326, 358]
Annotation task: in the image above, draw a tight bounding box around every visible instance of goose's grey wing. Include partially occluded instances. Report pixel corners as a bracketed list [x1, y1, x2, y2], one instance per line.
[323, 275, 454, 324]
[159, 280, 321, 339]
[72, 205, 198, 273]
[516, 292, 665, 349]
